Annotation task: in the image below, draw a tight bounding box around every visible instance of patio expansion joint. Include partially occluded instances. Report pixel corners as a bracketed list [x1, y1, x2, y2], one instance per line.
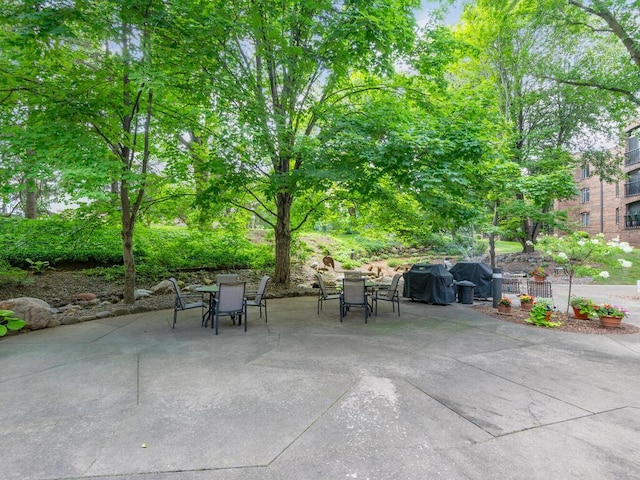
[452, 356, 595, 416]
[485, 405, 635, 440]
[265, 376, 363, 467]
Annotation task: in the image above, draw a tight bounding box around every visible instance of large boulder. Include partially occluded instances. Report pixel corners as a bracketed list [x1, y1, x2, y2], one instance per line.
[0, 297, 55, 331]
[151, 280, 175, 295]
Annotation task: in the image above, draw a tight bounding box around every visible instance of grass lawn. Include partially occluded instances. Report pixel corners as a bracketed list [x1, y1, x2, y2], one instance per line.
[589, 249, 640, 285]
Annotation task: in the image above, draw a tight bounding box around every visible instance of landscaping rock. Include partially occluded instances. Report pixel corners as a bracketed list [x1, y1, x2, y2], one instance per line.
[151, 280, 174, 295]
[0, 297, 55, 331]
[75, 292, 97, 301]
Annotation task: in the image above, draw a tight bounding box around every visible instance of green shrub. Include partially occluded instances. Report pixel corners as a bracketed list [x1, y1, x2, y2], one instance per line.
[0, 309, 26, 336]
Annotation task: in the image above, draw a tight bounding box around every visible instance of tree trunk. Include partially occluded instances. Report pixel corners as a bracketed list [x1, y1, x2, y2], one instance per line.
[120, 168, 136, 304]
[273, 191, 292, 286]
[24, 181, 38, 218]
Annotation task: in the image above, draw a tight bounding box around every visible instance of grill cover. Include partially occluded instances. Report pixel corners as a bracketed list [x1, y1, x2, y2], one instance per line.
[403, 264, 455, 305]
[449, 262, 493, 299]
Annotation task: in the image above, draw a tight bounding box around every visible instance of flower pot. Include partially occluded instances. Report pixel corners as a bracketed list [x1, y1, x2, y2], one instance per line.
[533, 275, 545, 282]
[545, 311, 552, 321]
[497, 304, 512, 315]
[520, 302, 533, 311]
[572, 306, 589, 320]
[599, 315, 623, 329]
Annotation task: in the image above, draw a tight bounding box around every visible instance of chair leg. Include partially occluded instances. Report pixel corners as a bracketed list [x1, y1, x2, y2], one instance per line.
[339, 299, 343, 322]
[264, 301, 268, 323]
[244, 306, 248, 332]
[173, 309, 177, 328]
[215, 313, 219, 335]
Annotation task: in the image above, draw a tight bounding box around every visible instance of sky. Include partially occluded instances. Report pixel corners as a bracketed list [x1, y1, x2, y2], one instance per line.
[415, 0, 465, 26]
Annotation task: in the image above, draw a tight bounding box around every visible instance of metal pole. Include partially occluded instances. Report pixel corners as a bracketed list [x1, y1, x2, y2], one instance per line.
[492, 267, 503, 308]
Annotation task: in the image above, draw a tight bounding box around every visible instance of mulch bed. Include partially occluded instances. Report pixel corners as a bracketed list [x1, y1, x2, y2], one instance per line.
[474, 304, 640, 335]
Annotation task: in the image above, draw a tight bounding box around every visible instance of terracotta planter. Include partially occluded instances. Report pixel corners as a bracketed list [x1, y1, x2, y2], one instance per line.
[520, 302, 533, 311]
[572, 306, 590, 320]
[599, 315, 623, 329]
[533, 275, 546, 283]
[497, 304, 512, 315]
[545, 311, 552, 321]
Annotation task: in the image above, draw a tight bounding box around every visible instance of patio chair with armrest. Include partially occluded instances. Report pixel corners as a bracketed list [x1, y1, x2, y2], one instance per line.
[246, 275, 271, 323]
[168, 277, 206, 329]
[372, 273, 402, 316]
[340, 277, 370, 323]
[210, 281, 247, 335]
[315, 272, 341, 314]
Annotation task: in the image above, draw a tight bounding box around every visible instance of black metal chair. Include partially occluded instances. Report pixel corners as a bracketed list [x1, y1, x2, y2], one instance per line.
[502, 278, 522, 295]
[246, 275, 271, 323]
[315, 273, 341, 314]
[372, 273, 402, 316]
[168, 277, 206, 329]
[340, 278, 369, 323]
[527, 280, 553, 300]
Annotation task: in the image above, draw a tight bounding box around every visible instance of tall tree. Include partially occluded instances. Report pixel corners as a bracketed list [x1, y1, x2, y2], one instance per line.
[452, 0, 622, 251]
[168, 0, 420, 285]
[0, 0, 163, 302]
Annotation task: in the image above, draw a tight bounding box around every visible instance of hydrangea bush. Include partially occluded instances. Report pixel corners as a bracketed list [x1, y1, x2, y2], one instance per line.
[538, 232, 633, 315]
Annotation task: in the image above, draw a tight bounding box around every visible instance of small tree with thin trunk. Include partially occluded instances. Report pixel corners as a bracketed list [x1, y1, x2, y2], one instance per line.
[538, 231, 633, 315]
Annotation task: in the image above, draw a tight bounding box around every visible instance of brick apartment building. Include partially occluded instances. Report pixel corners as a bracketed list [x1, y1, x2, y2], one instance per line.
[556, 121, 640, 247]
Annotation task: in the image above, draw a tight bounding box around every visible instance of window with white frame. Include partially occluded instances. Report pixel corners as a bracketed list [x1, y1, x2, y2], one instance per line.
[580, 164, 590, 179]
[581, 212, 590, 226]
[580, 188, 590, 203]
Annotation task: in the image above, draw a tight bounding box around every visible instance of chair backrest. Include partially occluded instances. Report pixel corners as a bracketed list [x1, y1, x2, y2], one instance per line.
[254, 275, 271, 302]
[168, 278, 185, 308]
[384, 274, 402, 300]
[344, 271, 362, 279]
[315, 272, 329, 299]
[527, 280, 552, 299]
[217, 274, 239, 285]
[343, 278, 366, 304]
[217, 282, 246, 313]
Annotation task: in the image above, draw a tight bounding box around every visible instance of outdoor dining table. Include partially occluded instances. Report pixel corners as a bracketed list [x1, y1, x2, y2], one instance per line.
[196, 285, 219, 326]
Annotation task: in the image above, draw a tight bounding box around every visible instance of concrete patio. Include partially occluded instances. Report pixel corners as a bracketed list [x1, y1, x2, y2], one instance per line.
[2, 284, 640, 479]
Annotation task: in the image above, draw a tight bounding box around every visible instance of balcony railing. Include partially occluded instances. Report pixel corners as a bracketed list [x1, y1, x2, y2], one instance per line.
[626, 147, 640, 166]
[625, 214, 640, 229]
[624, 180, 640, 197]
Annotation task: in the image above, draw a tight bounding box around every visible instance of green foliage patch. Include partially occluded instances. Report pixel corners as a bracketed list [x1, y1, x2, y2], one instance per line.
[0, 218, 275, 275]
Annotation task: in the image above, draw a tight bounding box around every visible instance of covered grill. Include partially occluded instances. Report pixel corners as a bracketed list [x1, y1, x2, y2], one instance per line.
[449, 262, 493, 299]
[402, 264, 455, 305]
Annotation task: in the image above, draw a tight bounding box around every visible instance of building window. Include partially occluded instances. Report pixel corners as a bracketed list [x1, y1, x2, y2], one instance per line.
[625, 169, 640, 197]
[616, 182, 620, 198]
[616, 208, 620, 225]
[580, 188, 590, 203]
[626, 201, 640, 228]
[580, 164, 590, 179]
[626, 136, 639, 167]
[581, 212, 590, 226]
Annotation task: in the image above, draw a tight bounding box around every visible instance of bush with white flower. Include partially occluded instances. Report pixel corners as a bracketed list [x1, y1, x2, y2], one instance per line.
[538, 232, 633, 315]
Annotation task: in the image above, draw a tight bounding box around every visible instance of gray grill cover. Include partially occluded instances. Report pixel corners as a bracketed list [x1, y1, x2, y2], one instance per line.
[403, 264, 455, 305]
[449, 262, 493, 299]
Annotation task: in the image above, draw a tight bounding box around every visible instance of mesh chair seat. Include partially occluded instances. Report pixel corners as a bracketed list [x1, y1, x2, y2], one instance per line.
[168, 277, 206, 329]
[372, 273, 402, 316]
[316, 273, 341, 314]
[340, 278, 369, 323]
[246, 275, 271, 323]
[210, 281, 247, 335]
